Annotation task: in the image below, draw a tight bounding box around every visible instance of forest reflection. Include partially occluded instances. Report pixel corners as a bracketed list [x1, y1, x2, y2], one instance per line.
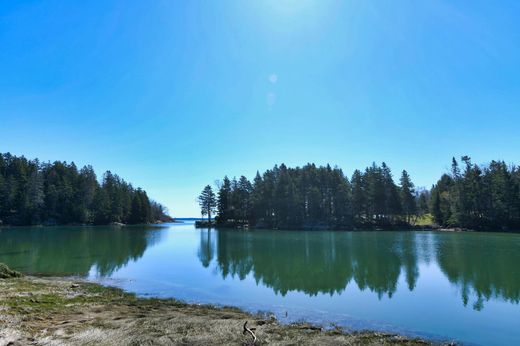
[436, 233, 520, 310]
[198, 229, 520, 309]
[0, 225, 164, 276]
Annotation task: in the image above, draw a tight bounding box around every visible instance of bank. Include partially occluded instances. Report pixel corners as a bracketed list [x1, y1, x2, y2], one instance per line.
[0, 274, 434, 345]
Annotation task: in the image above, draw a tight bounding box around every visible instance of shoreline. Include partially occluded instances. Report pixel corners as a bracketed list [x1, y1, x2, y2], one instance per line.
[2, 221, 519, 234]
[0, 222, 175, 229]
[197, 223, 520, 234]
[0, 276, 435, 345]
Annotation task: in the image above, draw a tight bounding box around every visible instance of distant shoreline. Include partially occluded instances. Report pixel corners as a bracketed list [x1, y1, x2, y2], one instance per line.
[0, 220, 177, 228]
[2, 221, 519, 234]
[195, 221, 520, 234]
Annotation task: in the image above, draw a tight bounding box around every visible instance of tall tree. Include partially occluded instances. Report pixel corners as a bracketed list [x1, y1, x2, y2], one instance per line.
[198, 185, 217, 221]
[350, 169, 366, 223]
[382, 162, 402, 222]
[400, 170, 416, 223]
[236, 176, 253, 223]
[217, 176, 232, 223]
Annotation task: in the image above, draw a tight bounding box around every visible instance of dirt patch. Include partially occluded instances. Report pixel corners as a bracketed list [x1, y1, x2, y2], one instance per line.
[0, 277, 438, 345]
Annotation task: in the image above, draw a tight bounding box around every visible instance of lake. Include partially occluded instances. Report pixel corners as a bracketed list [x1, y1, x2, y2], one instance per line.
[0, 222, 519, 345]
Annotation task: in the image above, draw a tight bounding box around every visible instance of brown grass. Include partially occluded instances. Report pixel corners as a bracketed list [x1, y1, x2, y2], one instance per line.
[0, 276, 434, 346]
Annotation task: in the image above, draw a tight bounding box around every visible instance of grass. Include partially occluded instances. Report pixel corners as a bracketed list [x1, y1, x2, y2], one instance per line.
[414, 214, 434, 227]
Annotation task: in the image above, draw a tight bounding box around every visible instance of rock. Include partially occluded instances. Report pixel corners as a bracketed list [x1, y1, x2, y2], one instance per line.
[0, 263, 22, 279]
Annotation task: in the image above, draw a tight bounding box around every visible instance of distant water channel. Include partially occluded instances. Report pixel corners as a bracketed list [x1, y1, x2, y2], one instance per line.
[1, 222, 519, 345]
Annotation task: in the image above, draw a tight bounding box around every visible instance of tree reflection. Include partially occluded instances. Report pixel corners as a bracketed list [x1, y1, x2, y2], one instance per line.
[202, 230, 520, 309]
[0, 225, 163, 276]
[198, 228, 215, 268]
[436, 233, 520, 310]
[208, 230, 419, 298]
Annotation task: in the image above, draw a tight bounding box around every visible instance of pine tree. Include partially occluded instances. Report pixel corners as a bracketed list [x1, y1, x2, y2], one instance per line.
[400, 170, 416, 223]
[251, 171, 265, 225]
[236, 176, 253, 223]
[217, 176, 232, 224]
[350, 170, 366, 223]
[198, 185, 217, 221]
[381, 163, 402, 222]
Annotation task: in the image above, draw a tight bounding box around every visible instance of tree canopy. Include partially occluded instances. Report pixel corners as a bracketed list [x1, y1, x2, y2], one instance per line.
[211, 163, 419, 229]
[207, 158, 520, 231]
[0, 152, 171, 226]
[430, 157, 520, 230]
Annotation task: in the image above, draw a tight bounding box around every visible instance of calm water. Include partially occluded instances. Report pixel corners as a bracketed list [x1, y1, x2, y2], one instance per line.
[1, 223, 519, 345]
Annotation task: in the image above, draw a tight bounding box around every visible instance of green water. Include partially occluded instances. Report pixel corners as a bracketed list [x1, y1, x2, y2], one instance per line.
[0, 223, 519, 345]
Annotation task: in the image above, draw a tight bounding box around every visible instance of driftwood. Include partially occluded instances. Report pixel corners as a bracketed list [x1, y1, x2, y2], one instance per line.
[299, 325, 322, 331]
[243, 321, 257, 345]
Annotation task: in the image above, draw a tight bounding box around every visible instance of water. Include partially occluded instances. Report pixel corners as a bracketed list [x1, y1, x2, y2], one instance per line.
[1, 223, 519, 345]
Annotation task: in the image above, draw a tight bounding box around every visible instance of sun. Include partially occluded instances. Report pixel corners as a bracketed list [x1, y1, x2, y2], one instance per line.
[264, 0, 320, 15]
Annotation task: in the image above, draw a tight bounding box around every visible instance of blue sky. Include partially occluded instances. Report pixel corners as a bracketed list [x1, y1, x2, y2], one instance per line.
[1, 1, 519, 216]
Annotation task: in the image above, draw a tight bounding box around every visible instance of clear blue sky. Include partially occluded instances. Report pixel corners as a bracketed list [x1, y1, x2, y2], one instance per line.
[1, 1, 519, 216]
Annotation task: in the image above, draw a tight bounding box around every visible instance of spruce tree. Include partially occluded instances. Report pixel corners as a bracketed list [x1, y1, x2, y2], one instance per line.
[198, 185, 217, 221]
[217, 176, 231, 224]
[350, 170, 366, 223]
[399, 170, 416, 223]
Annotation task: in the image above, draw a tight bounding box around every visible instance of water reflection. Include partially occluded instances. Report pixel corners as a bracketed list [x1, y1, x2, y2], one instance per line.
[202, 229, 520, 309]
[209, 230, 420, 298]
[198, 228, 215, 268]
[1, 225, 518, 314]
[0, 225, 164, 276]
[436, 233, 520, 310]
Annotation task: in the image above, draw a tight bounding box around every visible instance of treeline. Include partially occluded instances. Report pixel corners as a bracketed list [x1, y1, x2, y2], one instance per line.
[201, 157, 520, 230]
[0, 153, 171, 226]
[431, 156, 520, 230]
[201, 162, 428, 230]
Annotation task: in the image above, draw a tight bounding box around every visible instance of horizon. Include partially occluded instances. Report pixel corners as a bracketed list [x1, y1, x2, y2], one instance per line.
[2, 1, 519, 216]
